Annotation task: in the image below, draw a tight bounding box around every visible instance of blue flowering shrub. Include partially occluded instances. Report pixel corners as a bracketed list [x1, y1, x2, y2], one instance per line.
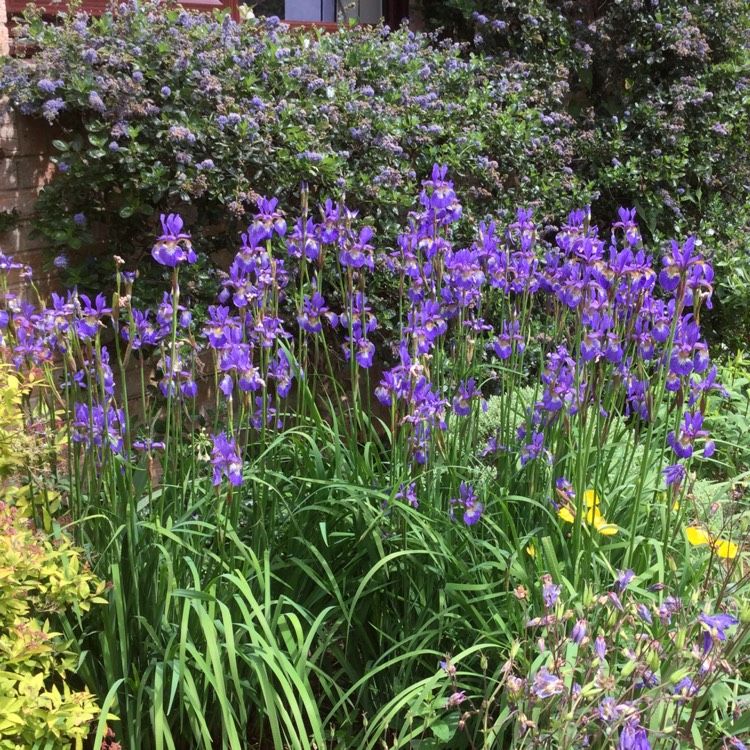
[0, 165, 747, 748]
[0, 0, 587, 302]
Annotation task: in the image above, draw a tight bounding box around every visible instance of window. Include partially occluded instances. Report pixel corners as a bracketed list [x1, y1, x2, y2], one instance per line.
[247, 0, 382, 23]
[5, 0, 405, 27]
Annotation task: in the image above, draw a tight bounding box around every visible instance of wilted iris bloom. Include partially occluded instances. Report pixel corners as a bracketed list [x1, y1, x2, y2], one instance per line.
[663, 463, 686, 488]
[444, 690, 466, 708]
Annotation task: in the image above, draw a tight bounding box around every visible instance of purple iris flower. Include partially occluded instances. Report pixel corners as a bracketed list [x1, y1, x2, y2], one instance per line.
[71, 402, 125, 456]
[339, 226, 375, 270]
[252, 314, 290, 349]
[520, 431, 546, 466]
[613, 206, 641, 247]
[210, 433, 243, 486]
[449, 482, 484, 526]
[132, 438, 166, 452]
[662, 463, 686, 487]
[0, 251, 23, 271]
[491, 320, 524, 360]
[580, 329, 602, 361]
[395, 481, 418, 509]
[250, 196, 287, 240]
[659, 236, 698, 292]
[444, 248, 485, 306]
[452, 378, 485, 417]
[602, 332, 623, 363]
[318, 198, 344, 244]
[287, 217, 320, 261]
[670, 318, 707, 377]
[219, 374, 234, 398]
[76, 293, 111, 339]
[354, 337, 375, 368]
[204, 305, 241, 349]
[122, 309, 166, 349]
[298, 292, 337, 334]
[267, 350, 294, 397]
[421, 164, 456, 210]
[250, 395, 281, 430]
[689, 365, 729, 406]
[375, 360, 411, 408]
[158, 355, 196, 399]
[340, 292, 377, 339]
[152, 213, 196, 267]
[221, 346, 264, 392]
[667, 411, 711, 459]
[407, 299, 447, 354]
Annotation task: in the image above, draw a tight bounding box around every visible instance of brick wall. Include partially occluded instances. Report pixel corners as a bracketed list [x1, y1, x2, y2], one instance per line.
[0, 104, 59, 295]
[1, 0, 59, 296]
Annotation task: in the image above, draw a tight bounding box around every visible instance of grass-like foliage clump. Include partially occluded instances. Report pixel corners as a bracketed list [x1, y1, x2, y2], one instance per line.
[0, 168, 748, 748]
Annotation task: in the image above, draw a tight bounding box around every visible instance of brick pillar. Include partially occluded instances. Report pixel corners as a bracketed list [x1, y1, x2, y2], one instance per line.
[0, 0, 9, 57]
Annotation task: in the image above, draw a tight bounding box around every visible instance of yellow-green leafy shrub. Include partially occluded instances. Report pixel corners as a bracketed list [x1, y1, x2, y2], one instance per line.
[0, 339, 107, 748]
[0, 364, 68, 528]
[0, 499, 107, 750]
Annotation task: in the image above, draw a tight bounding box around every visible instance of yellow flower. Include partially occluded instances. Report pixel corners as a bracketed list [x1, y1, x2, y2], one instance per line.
[558, 506, 575, 524]
[526, 544, 536, 558]
[687, 526, 739, 559]
[557, 497, 618, 535]
[686, 526, 712, 546]
[583, 490, 600, 508]
[586, 506, 618, 535]
[594, 519, 619, 536]
[714, 539, 739, 559]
